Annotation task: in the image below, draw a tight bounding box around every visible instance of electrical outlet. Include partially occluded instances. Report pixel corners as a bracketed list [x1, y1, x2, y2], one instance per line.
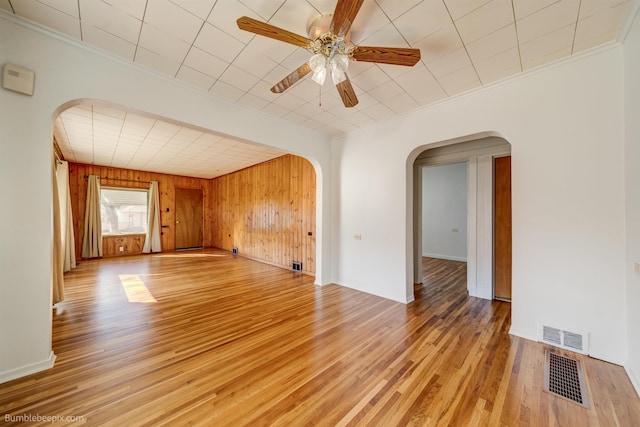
[119, 246, 124, 252]
[635, 263, 640, 276]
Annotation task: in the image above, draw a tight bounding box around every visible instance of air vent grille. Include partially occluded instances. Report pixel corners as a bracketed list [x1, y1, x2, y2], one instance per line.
[541, 325, 588, 354]
[544, 351, 590, 408]
[542, 326, 562, 346]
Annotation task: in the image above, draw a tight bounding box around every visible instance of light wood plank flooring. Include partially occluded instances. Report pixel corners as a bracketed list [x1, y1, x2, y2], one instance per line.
[1, 252, 639, 426]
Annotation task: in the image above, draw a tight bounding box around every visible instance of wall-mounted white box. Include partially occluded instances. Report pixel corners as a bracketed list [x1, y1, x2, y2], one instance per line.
[2, 63, 35, 96]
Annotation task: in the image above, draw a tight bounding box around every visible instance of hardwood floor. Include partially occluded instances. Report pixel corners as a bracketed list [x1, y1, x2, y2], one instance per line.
[1, 252, 639, 426]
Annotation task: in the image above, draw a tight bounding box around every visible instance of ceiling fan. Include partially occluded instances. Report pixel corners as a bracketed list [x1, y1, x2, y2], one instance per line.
[237, 0, 421, 108]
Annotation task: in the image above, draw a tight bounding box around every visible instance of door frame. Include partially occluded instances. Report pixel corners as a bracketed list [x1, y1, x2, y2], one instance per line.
[413, 137, 511, 300]
[174, 187, 204, 250]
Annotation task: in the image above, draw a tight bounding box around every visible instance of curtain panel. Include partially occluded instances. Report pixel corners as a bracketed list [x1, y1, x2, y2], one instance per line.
[52, 157, 64, 304]
[143, 181, 162, 253]
[81, 175, 103, 258]
[55, 160, 76, 271]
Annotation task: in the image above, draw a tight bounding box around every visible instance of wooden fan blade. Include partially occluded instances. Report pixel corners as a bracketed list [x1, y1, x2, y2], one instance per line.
[237, 16, 312, 47]
[271, 63, 312, 93]
[336, 74, 359, 108]
[352, 46, 421, 66]
[330, 0, 365, 37]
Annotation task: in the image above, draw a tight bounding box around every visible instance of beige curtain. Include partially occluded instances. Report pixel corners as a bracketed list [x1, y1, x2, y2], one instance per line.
[52, 157, 64, 304]
[56, 160, 76, 271]
[143, 181, 162, 253]
[81, 175, 103, 258]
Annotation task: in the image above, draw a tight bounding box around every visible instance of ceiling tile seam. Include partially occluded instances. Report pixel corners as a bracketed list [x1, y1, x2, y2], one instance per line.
[132, 0, 150, 62]
[442, 1, 484, 87]
[107, 112, 130, 166]
[204, 19, 268, 93]
[168, 0, 214, 21]
[409, 28, 455, 97]
[571, 0, 583, 55]
[76, 0, 82, 41]
[173, 6, 217, 79]
[376, 0, 444, 105]
[464, 21, 518, 64]
[124, 117, 160, 170]
[91, 25, 138, 52]
[444, 0, 492, 21]
[519, 21, 579, 52]
[58, 119, 77, 161]
[515, 0, 563, 21]
[306, 0, 324, 19]
[34, 0, 78, 20]
[263, 0, 289, 22]
[511, 0, 524, 73]
[237, 0, 274, 21]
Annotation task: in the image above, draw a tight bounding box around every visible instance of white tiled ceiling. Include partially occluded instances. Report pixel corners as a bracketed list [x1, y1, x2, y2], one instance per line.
[53, 104, 285, 179]
[2, 0, 637, 178]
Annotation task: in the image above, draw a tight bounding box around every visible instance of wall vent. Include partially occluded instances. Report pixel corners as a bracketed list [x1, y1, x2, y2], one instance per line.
[540, 324, 588, 354]
[543, 351, 590, 408]
[292, 261, 302, 272]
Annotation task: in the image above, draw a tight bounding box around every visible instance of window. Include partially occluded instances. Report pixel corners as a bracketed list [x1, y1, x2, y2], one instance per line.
[100, 187, 148, 235]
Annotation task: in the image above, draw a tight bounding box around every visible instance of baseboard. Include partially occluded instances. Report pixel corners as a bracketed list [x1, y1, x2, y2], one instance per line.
[0, 351, 56, 384]
[625, 365, 640, 398]
[422, 252, 467, 262]
[508, 326, 539, 343]
[587, 350, 625, 367]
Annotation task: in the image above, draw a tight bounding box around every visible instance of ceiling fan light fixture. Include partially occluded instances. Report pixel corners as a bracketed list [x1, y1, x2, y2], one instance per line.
[309, 53, 327, 73]
[312, 66, 327, 85]
[309, 53, 328, 85]
[308, 14, 334, 41]
[330, 53, 349, 85]
[333, 53, 349, 72]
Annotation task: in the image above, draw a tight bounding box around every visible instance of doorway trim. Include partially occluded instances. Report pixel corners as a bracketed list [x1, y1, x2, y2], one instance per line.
[412, 136, 511, 300]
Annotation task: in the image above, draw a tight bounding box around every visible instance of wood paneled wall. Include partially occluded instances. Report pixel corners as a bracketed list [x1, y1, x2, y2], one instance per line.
[102, 235, 145, 257]
[211, 155, 316, 275]
[68, 155, 316, 274]
[69, 163, 213, 258]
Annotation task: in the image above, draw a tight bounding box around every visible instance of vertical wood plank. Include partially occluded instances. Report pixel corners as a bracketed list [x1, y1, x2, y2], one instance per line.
[210, 155, 316, 275]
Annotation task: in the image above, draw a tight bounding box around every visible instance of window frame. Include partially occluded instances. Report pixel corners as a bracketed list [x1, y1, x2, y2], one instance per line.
[100, 186, 149, 236]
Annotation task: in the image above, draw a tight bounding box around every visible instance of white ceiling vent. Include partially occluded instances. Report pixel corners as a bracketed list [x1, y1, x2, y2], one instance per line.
[540, 324, 589, 355]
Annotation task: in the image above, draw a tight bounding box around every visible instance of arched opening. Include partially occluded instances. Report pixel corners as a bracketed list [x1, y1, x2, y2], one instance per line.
[51, 100, 325, 282]
[409, 135, 512, 302]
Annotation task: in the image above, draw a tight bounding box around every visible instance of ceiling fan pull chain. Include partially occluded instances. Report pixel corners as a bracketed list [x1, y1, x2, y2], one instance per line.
[319, 84, 322, 107]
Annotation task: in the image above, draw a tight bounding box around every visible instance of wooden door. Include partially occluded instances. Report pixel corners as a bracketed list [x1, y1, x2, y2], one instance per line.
[175, 188, 204, 250]
[494, 156, 512, 301]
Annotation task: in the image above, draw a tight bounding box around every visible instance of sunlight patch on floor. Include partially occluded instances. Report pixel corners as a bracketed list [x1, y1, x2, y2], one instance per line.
[119, 274, 157, 303]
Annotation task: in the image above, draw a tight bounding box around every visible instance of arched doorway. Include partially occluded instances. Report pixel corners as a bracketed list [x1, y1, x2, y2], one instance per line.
[412, 136, 511, 301]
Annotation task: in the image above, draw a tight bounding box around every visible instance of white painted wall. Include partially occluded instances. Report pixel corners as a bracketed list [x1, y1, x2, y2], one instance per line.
[421, 163, 467, 261]
[624, 9, 640, 394]
[333, 45, 627, 364]
[0, 15, 333, 382]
